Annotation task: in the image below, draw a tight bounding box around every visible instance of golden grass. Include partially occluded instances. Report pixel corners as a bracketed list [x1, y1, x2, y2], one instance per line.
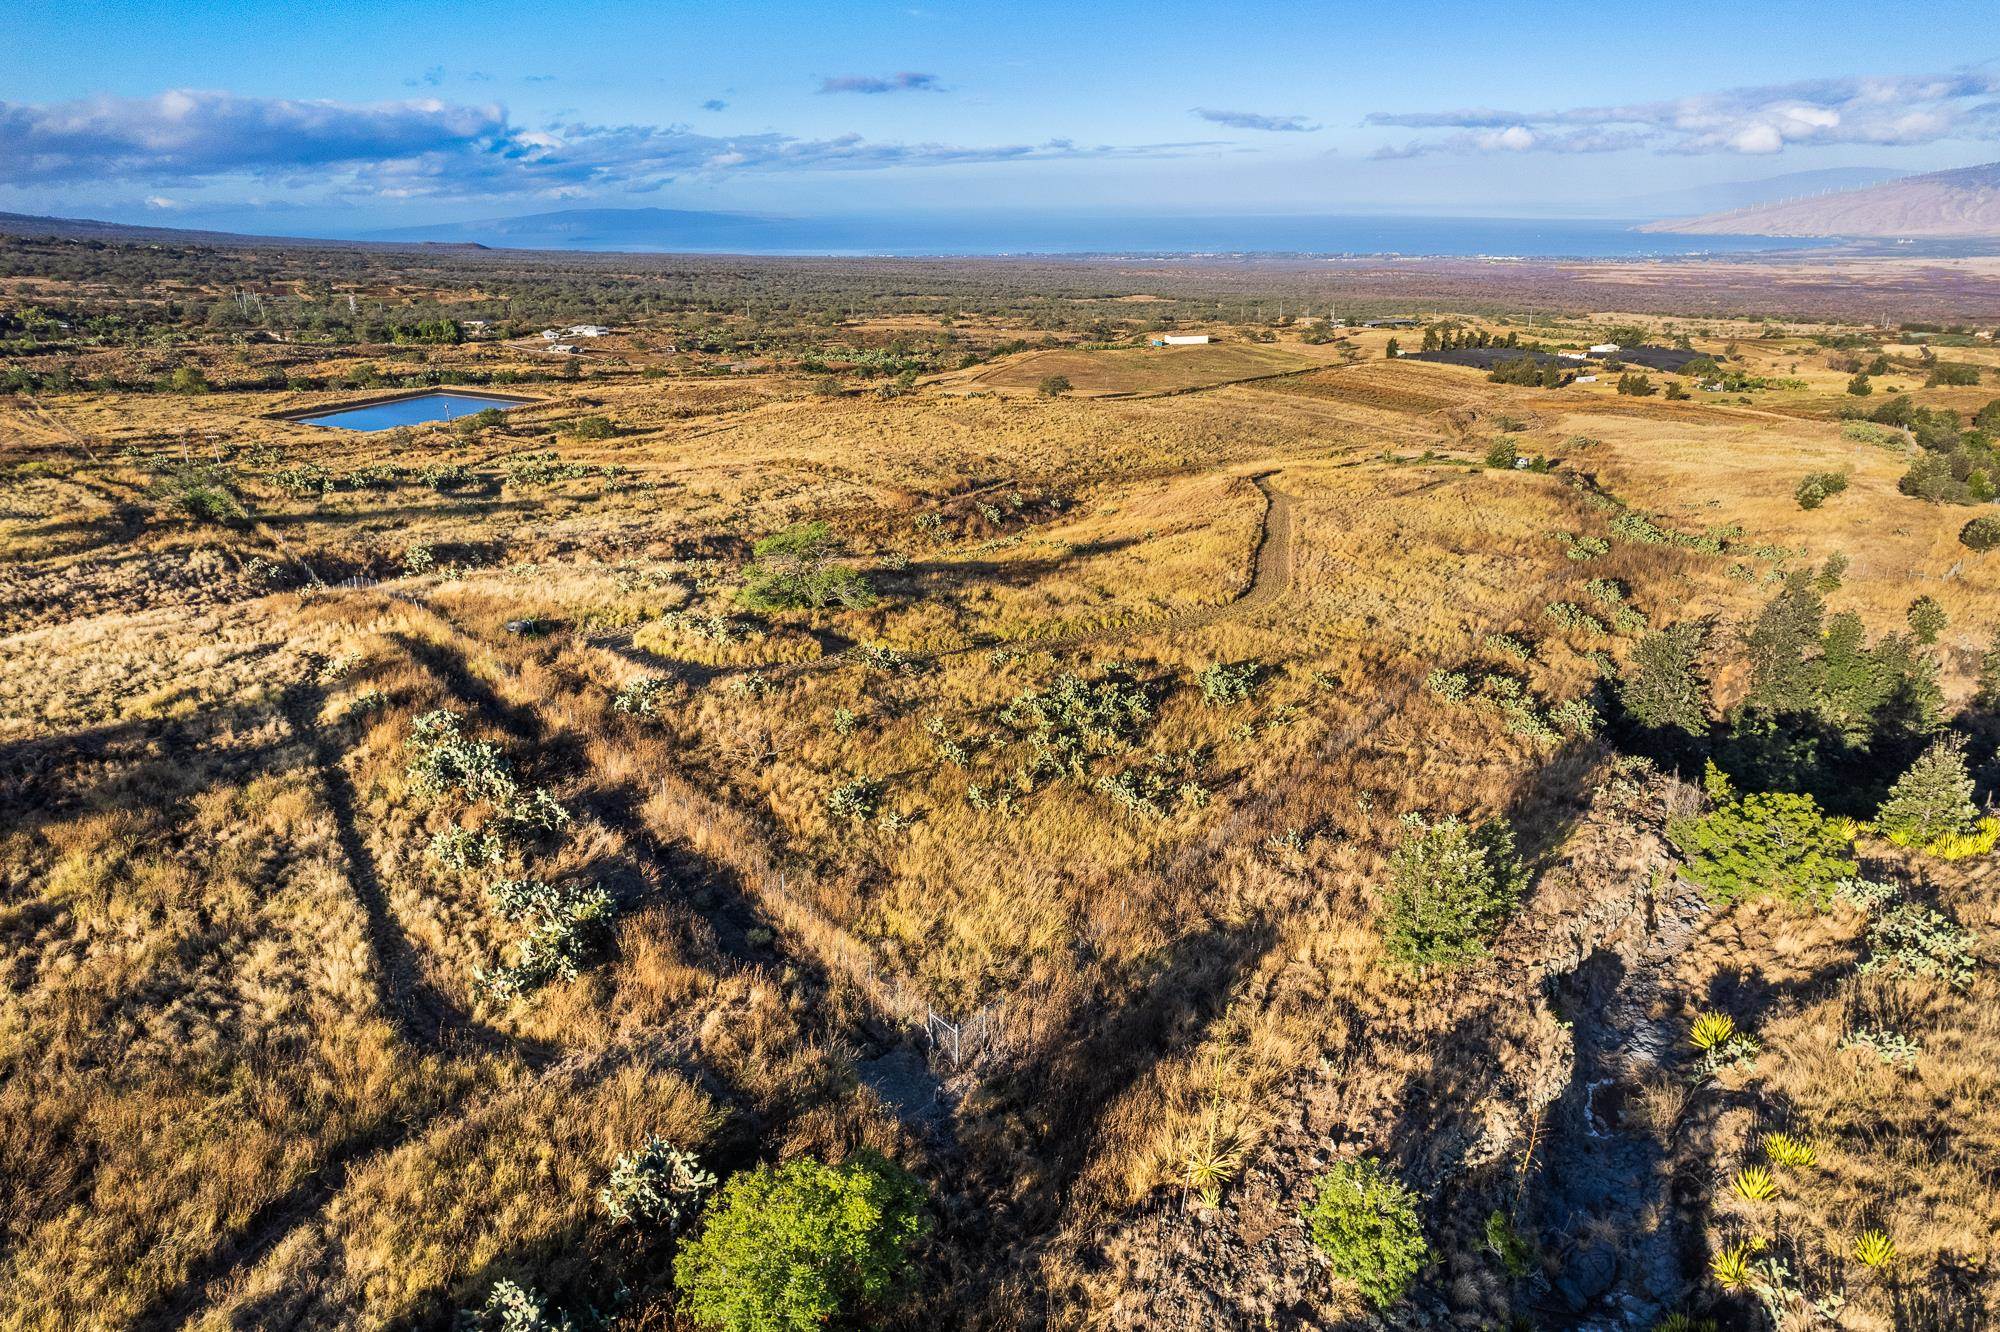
[4, 313, 1998, 1328]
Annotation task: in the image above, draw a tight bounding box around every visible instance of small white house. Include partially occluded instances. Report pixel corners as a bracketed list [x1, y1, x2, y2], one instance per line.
[1161, 334, 1212, 346]
[540, 329, 562, 341]
[1587, 342, 1621, 355]
[547, 343, 580, 355]
[1557, 351, 1588, 362]
[1574, 374, 1599, 384]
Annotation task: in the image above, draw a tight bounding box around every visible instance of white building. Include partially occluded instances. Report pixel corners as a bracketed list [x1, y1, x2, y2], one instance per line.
[1574, 374, 1599, 384]
[540, 329, 562, 340]
[1587, 343, 1621, 355]
[565, 325, 611, 338]
[1161, 334, 1212, 346]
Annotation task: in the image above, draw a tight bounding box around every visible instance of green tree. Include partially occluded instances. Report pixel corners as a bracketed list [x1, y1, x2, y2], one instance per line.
[1666, 764, 1857, 908]
[1847, 372, 1873, 396]
[1036, 374, 1071, 397]
[1741, 573, 1825, 714]
[1301, 1158, 1429, 1308]
[1381, 814, 1528, 969]
[1906, 595, 1947, 645]
[1618, 621, 1710, 740]
[1385, 337, 1400, 359]
[1876, 734, 1981, 850]
[675, 1153, 929, 1332]
[1976, 633, 2000, 711]
[739, 521, 876, 611]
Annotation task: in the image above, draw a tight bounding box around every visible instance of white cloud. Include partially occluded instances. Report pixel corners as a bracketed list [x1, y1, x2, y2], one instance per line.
[1366, 67, 2000, 158]
[0, 89, 1224, 201]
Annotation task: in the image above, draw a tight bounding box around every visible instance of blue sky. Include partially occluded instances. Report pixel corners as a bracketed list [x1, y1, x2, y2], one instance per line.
[3, 0, 1998, 233]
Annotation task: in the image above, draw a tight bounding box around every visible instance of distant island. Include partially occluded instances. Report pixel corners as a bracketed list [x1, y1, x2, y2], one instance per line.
[1642, 160, 2000, 238]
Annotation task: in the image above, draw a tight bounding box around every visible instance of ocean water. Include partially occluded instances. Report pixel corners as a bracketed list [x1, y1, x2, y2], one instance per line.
[295, 390, 529, 432]
[763, 213, 1836, 259]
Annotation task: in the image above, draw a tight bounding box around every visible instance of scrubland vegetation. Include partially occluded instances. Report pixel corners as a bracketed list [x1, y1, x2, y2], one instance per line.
[3, 232, 2000, 1330]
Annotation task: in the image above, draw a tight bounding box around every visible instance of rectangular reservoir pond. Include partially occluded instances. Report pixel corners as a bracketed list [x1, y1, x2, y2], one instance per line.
[290, 390, 535, 432]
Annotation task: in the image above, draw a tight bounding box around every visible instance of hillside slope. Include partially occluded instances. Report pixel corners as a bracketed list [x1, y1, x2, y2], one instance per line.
[1642, 162, 2000, 237]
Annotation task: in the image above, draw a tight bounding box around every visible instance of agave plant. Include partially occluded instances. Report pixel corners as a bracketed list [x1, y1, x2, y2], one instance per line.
[1763, 1131, 1818, 1169]
[1710, 1242, 1754, 1290]
[1730, 1166, 1778, 1203]
[1653, 1315, 1718, 1332]
[1691, 1011, 1737, 1051]
[1854, 1229, 1897, 1268]
[1179, 1120, 1247, 1209]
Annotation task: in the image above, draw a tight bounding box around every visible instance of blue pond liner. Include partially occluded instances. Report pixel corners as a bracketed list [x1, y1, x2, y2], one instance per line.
[293, 390, 533, 432]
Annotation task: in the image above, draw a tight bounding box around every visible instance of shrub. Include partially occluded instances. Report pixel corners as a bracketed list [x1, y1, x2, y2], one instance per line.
[675, 1153, 929, 1332]
[460, 1279, 574, 1332]
[1859, 901, 1977, 987]
[1876, 734, 1982, 850]
[1198, 660, 1260, 706]
[1483, 1210, 1534, 1278]
[477, 878, 617, 1000]
[826, 777, 883, 822]
[1002, 669, 1155, 778]
[1795, 471, 1848, 509]
[1300, 1158, 1429, 1308]
[1847, 371, 1873, 396]
[1617, 621, 1709, 739]
[428, 825, 505, 873]
[1036, 374, 1071, 397]
[1666, 764, 1857, 908]
[1381, 813, 1528, 969]
[1616, 372, 1656, 397]
[601, 1138, 715, 1231]
[564, 414, 617, 440]
[404, 710, 517, 804]
[1484, 438, 1520, 469]
[613, 676, 670, 717]
[739, 521, 876, 611]
[148, 462, 246, 523]
[1959, 515, 2000, 550]
[1905, 595, 1947, 644]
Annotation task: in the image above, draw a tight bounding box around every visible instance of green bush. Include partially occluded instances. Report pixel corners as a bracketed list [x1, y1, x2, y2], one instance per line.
[1795, 471, 1848, 510]
[1906, 595, 1947, 645]
[739, 521, 876, 611]
[1300, 1158, 1429, 1308]
[564, 413, 617, 440]
[1876, 734, 1981, 850]
[1002, 669, 1155, 778]
[476, 878, 617, 1000]
[1666, 765, 1856, 908]
[148, 462, 246, 523]
[1037, 374, 1071, 397]
[1198, 660, 1260, 706]
[1381, 813, 1528, 969]
[1960, 515, 2000, 551]
[1859, 901, 1977, 988]
[675, 1153, 929, 1332]
[1617, 621, 1709, 739]
[460, 1279, 574, 1332]
[601, 1137, 715, 1231]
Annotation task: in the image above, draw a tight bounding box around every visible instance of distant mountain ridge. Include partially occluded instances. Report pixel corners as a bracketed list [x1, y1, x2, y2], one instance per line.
[1611, 167, 1909, 220]
[1641, 162, 2000, 237]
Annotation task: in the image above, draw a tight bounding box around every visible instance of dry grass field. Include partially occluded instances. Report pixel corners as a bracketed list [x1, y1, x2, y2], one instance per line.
[2, 242, 1998, 1331]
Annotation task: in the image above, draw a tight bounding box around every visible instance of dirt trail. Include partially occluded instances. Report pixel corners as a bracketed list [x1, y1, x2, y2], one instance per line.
[592, 470, 1297, 682]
